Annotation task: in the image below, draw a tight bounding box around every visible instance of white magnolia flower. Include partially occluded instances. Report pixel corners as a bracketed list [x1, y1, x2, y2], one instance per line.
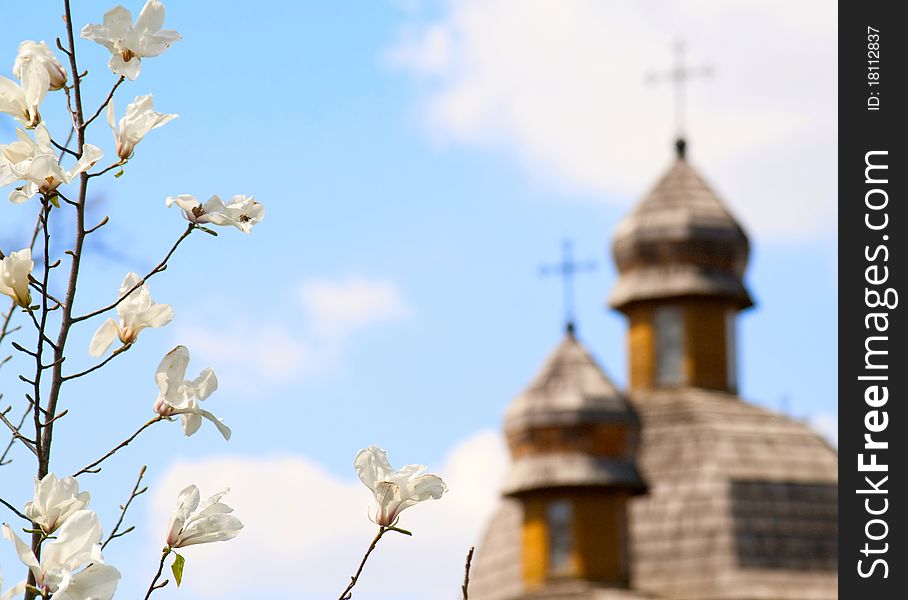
[81, 0, 181, 80]
[3, 509, 121, 600]
[0, 248, 33, 308]
[24, 473, 91, 534]
[354, 446, 447, 526]
[0, 60, 48, 127]
[0, 124, 102, 203]
[165, 484, 243, 548]
[154, 345, 230, 440]
[107, 94, 177, 160]
[166, 194, 264, 233]
[14, 40, 67, 91]
[89, 272, 173, 357]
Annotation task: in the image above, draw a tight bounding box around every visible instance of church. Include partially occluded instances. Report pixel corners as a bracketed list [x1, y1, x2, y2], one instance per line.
[467, 138, 838, 600]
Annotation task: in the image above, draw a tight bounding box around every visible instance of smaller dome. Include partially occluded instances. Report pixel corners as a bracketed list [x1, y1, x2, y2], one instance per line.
[502, 331, 646, 496]
[504, 331, 637, 432]
[609, 140, 752, 310]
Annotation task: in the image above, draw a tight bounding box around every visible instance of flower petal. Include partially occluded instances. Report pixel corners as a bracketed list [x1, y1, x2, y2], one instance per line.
[354, 446, 394, 491]
[2, 523, 41, 580]
[52, 563, 120, 600]
[88, 318, 119, 357]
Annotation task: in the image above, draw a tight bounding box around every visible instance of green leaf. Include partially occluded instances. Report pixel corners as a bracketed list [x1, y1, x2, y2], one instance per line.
[171, 552, 186, 587]
[114, 169, 124, 178]
[198, 226, 218, 237]
[48, 194, 60, 208]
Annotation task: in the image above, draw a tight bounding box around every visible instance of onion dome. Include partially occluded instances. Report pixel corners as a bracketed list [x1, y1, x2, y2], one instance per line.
[501, 329, 646, 496]
[609, 139, 752, 311]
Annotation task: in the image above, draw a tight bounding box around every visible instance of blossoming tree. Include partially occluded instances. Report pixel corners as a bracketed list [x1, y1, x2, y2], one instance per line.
[0, 2, 453, 599]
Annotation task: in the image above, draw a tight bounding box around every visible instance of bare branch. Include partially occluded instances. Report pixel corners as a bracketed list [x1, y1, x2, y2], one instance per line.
[83, 75, 125, 130]
[0, 404, 30, 466]
[462, 546, 475, 600]
[338, 526, 412, 600]
[72, 224, 195, 324]
[62, 344, 130, 381]
[51, 138, 79, 159]
[73, 416, 164, 477]
[0, 496, 30, 522]
[103, 465, 148, 550]
[0, 409, 38, 457]
[143, 549, 172, 600]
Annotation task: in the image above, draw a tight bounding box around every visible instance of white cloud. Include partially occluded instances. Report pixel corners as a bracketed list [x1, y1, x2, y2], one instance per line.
[388, 0, 837, 241]
[147, 431, 508, 600]
[299, 277, 409, 340]
[174, 277, 407, 389]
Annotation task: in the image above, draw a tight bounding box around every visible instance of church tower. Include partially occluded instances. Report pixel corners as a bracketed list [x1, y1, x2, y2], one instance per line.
[609, 139, 751, 393]
[469, 326, 651, 599]
[467, 138, 837, 600]
[615, 140, 837, 600]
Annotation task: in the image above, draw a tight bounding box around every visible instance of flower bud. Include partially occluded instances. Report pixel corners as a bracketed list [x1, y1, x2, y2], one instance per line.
[14, 41, 67, 91]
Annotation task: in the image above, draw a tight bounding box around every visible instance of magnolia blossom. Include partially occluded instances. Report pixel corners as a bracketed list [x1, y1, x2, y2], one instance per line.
[154, 345, 231, 440]
[81, 0, 181, 80]
[3, 509, 121, 600]
[0, 60, 47, 127]
[165, 484, 243, 548]
[166, 194, 265, 233]
[24, 473, 91, 534]
[0, 124, 102, 203]
[14, 40, 67, 91]
[107, 94, 177, 160]
[354, 446, 447, 526]
[0, 248, 33, 308]
[89, 272, 173, 357]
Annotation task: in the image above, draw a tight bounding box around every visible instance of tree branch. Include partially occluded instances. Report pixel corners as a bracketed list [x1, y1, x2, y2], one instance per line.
[142, 548, 172, 600]
[73, 416, 163, 477]
[61, 344, 130, 382]
[72, 224, 195, 324]
[0, 407, 38, 458]
[0, 404, 30, 466]
[461, 546, 474, 600]
[102, 465, 147, 550]
[0, 496, 30, 522]
[337, 526, 411, 600]
[83, 75, 125, 130]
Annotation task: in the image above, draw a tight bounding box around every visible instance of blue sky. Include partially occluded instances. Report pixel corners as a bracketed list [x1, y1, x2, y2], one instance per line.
[1, 1, 836, 599]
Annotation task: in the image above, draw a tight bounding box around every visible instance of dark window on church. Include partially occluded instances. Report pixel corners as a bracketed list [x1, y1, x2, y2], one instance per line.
[654, 305, 684, 385]
[547, 499, 574, 575]
[730, 480, 837, 571]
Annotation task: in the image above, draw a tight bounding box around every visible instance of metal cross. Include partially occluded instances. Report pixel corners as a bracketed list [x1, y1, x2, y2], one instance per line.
[646, 41, 712, 138]
[539, 240, 596, 334]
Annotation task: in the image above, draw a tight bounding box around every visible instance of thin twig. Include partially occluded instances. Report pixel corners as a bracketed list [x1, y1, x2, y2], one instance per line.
[0, 404, 30, 466]
[72, 224, 194, 323]
[62, 344, 130, 381]
[142, 548, 172, 600]
[0, 496, 30, 522]
[102, 465, 148, 550]
[339, 527, 387, 600]
[0, 410, 38, 457]
[51, 138, 78, 159]
[56, 127, 76, 162]
[87, 161, 125, 179]
[461, 546, 474, 600]
[82, 75, 125, 129]
[73, 416, 163, 477]
[337, 526, 411, 600]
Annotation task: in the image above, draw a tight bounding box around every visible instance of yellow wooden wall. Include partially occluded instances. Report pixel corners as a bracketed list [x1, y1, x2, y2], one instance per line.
[521, 491, 629, 588]
[625, 299, 735, 392]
